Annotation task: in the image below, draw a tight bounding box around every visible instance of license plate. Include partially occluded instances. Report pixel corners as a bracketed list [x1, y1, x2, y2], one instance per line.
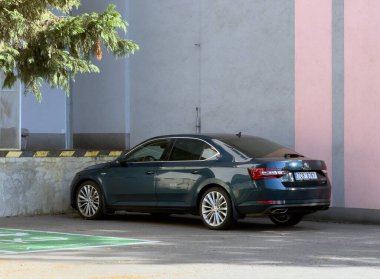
[294, 172, 318, 181]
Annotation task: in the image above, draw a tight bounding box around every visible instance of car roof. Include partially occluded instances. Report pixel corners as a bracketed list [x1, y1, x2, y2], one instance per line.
[149, 133, 250, 141]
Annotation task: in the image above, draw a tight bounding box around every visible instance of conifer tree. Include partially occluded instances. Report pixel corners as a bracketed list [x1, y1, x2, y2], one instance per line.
[0, 0, 138, 101]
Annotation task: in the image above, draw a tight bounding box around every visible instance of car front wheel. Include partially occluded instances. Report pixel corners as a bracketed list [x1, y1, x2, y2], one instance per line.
[269, 213, 303, 227]
[76, 181, 104, 220]
[199, 187, 233, 230]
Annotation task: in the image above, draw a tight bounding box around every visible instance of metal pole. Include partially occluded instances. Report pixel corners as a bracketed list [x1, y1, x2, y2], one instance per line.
[65, 10, 74, 149]
[65, 77, 73, 149]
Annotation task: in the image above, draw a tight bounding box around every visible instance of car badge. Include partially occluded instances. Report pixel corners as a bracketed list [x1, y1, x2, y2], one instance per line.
[303, 162, 310, 170]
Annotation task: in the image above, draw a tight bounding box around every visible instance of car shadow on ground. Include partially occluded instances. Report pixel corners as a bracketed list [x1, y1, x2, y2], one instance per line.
[102, 212, 309, 232]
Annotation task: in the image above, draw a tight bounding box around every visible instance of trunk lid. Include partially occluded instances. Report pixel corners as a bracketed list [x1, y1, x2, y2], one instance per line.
[249, 157, 329, 187]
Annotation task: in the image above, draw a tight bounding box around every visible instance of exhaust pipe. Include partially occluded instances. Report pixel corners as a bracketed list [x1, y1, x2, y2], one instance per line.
[271, 208, 288, 214]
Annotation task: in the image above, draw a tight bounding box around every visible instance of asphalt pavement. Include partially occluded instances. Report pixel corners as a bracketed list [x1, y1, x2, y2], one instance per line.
[0, 213, 380, 278]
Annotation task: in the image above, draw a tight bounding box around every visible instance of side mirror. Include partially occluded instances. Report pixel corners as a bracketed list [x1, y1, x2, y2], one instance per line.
[115, 159, 130, 167]
[111, 159, 125, 167]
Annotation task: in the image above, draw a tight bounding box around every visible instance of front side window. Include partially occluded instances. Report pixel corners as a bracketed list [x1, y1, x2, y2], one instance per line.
[126, 139, 171, 162]
[169, 138, 218, 161]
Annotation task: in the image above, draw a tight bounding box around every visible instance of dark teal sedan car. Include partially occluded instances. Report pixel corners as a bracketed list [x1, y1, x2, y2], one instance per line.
[70, 134, 331, 229]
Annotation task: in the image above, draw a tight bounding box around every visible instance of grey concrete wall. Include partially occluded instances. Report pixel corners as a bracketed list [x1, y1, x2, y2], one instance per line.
[0, 157, 113, 217]
[129, 0, 295, 148]
[72, 0, 132, 149]
[129, 0, 201, 146]
[21, 0, 296, 150]
[22, 85, 66, 134]
[21, 80, 67, 150]
[201, 0, 294, 148]
[20, 1, 134, 150]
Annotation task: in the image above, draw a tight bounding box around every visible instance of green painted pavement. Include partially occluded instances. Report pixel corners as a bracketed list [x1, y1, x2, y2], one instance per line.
[0, 228, 151, 254]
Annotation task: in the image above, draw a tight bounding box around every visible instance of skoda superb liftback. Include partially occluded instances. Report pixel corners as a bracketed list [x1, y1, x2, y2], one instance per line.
[70, 134, 331, 230]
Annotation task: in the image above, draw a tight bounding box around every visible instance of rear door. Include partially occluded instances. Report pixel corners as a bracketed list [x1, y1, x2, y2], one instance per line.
[155, 138, 219, 208]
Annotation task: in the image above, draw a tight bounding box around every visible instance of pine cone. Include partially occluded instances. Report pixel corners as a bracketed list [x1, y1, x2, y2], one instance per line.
[96, 40, 102, 61]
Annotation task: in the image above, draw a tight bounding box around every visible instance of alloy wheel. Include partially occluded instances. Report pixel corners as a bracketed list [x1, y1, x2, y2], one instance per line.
[201, 190, 228, 227]
[77, 184, 101, 218]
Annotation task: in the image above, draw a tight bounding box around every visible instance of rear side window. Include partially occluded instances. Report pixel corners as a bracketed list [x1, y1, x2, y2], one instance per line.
[169, 138, 218, 161]
[220, 136, 300, 158]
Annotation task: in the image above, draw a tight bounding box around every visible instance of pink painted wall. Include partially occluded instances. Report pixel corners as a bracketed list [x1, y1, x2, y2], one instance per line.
[345, 0, 380, 209]
[295, 1, 332, 178]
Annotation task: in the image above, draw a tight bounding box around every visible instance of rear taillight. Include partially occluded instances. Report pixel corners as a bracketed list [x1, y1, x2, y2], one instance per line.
[248, 168, 289, 180]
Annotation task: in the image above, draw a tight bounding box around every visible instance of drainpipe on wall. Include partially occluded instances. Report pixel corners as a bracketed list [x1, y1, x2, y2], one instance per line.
[196, 107, 201, 134]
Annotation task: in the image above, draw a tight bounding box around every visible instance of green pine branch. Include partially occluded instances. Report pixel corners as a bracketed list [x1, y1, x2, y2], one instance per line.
[0, 1, 139, 102]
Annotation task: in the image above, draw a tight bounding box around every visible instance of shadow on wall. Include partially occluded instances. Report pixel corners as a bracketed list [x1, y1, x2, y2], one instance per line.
[0, 128, 29, 150]
[0, 127, 17, 149]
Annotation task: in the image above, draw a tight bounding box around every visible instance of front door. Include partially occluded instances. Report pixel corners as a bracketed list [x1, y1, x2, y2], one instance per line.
[102, 138, 172, 207]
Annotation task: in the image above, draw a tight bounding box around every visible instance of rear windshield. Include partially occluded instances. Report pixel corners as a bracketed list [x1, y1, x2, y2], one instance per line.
[219, 136, 300, 158]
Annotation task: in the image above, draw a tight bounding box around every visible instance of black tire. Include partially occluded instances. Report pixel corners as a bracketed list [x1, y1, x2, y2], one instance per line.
[76, 181, 104, 220]
[199, 187, 233, 230]
[269, 213, 304, 227]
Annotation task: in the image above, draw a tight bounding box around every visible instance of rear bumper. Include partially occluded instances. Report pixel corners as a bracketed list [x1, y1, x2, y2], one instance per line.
[233, 176, 332, 216]
[237, 199, 330, 215]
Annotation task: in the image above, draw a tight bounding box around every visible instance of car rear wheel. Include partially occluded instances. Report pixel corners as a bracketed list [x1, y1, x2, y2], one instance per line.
[269, 213, 303, 227]
[76, 181, 104, 220]
[199, 187, 233, 230]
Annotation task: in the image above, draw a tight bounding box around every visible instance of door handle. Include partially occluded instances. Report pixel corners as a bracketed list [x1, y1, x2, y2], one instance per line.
[191, 170, 199, 174]
[145, 170, 155, 175]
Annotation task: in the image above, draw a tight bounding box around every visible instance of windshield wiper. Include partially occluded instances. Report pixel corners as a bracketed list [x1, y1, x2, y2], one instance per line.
[284, 153, 304, 158]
